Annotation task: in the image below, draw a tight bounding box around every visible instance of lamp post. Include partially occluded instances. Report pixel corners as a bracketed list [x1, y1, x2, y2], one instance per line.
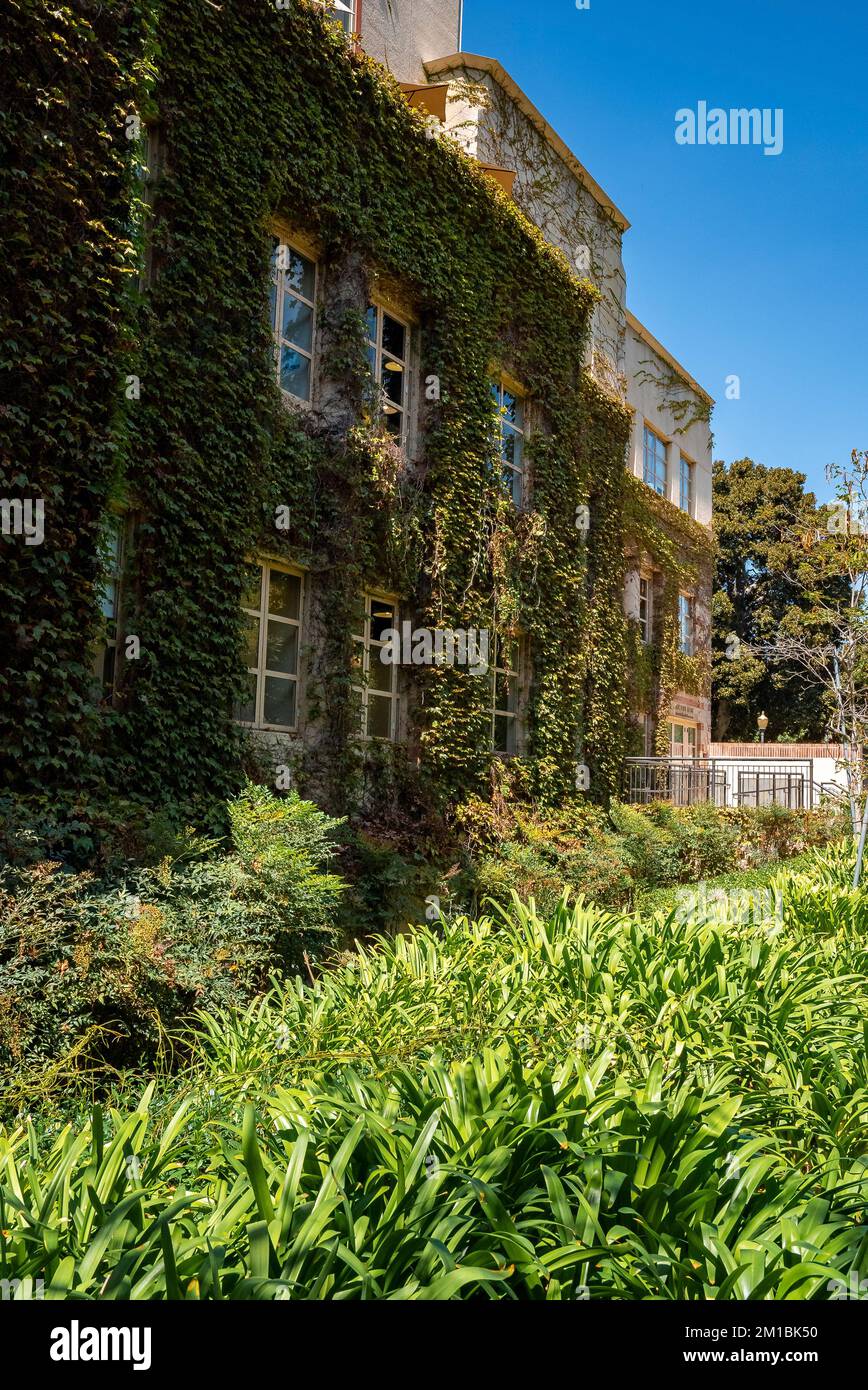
[757, 712, 768, 745]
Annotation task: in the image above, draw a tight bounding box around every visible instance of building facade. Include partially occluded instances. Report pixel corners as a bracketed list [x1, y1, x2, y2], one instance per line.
[4, 0, 714, 828]
[336, 0, 715, 763]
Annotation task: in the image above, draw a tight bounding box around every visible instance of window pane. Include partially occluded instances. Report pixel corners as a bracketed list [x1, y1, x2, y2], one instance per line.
[263, 676, 297, 728]
[365, 305, 378, 342]
[369, 601, 395, 643]
[284, 249, 315, 301]
[281, 295, 314, 353]
[381, 313, 405, 361]
[501, 391, 520, 428]
[99, 577, 117, 621]
[266, 620, 298, 674]
[243, 614, 260, 668]
[369, 650, 393, 691]
[494, 714, 515, 755]
[280, 346, 311, 400]
[367, 694, 392, 740]
[495, 672, 518, 712]
[384, 409, 403, 440]
[268, 570, 301, 620]
[381, 362, 404, 405]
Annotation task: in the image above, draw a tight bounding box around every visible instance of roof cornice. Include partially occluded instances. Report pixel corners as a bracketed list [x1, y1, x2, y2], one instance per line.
[424, 51, 631, 232]
[627, 309, 715, 407]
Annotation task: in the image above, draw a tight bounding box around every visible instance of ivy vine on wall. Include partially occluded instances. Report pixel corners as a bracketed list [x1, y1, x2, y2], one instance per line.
[2, 0, 710, 832]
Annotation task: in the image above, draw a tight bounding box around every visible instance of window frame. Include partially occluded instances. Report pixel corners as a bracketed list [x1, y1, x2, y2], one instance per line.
[643, 424, 667, 497]
[638, 575, 651, 644]
[491, 378, 527, 508]
[669, 719, 698, 757]
[269, 237, 318, 405]
[679, 453, 694, 515]
[365, 302, 411, 448]
[491, 633, 523, 756]
[352, 591, 400, 742]
[239, 561, 305, 734]
[678, 592, 695, 657]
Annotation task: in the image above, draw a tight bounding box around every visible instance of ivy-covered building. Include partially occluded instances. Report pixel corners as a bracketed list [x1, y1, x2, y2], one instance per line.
[3, 0, 714, 829]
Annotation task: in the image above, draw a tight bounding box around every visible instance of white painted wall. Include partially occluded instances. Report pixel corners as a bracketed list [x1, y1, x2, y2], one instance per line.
[625, 319, 713, 529]
[432, 60, 627, 380]
[360, 0, 463, 83]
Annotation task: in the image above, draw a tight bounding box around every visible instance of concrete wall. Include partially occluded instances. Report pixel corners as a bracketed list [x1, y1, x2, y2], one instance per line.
[430, 59, 627, 382]
[360, 0, 463, 83]
[625, 317, 713, 529]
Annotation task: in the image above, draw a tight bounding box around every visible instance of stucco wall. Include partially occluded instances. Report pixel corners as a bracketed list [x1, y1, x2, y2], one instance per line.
[625, 318, 713, 529]
[432, 61, 627, 380]
[360, 0, 463, 83]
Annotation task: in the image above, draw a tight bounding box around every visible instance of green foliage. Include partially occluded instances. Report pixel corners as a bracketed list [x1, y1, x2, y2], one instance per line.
[2, 852, 867, 1299]
[711, 456, 845, 741]
[2, 0, 699, 831]
[0, 0, 143, 797]
[0, 784, 345, 1089]
[454, 794, 843, 911]
[608, 798, 738, 886]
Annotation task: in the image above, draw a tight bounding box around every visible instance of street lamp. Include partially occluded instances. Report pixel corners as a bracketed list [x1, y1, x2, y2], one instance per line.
[757, 711, 768, 745]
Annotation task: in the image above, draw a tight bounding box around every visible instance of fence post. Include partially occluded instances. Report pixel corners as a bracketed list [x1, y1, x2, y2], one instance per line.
[854, 792, 868, 891]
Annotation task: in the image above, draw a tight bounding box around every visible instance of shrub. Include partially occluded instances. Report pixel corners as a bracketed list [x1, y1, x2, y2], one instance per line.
[2, 851, 867, 1300]
[0, 785, 346, 1088]
[458, 796, 845, 912]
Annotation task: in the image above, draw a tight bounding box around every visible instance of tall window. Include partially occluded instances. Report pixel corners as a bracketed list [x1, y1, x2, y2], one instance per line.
[366, 304, 409, 445]
[269, 238, 316, 402]
[239, 564, 303, 731]
[679, 455, 694, 514]
[669, 721, 697, 757]
[491, 635, 522, 755]
[678, 593, 695, 656]
[491, 381, 525, 507]
[93, 515, 124, 697]
[638, 576, 651, 644]
[352, 594, 399, 740]
[643, 425, 667, 496]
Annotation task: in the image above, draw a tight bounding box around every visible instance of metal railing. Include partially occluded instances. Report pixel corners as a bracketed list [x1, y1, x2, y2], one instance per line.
[625, 758, 727, 807]
[624, 756, 824, 810]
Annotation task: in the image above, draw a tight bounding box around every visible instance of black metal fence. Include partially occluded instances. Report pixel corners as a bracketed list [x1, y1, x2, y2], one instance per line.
[625, 757, 818, 809]
[625, 759, 727, 807]
[737, 770, 805, 809]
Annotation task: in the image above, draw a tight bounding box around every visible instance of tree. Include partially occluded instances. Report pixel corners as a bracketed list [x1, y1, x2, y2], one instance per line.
[712, 458, 832, 740]
[759, 451, 868, 875]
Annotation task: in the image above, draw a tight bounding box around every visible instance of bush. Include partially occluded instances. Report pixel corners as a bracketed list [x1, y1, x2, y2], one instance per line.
[0, 785, 346, 1087]
[456, 795, 844, 911]
[456, 796, 633, 910]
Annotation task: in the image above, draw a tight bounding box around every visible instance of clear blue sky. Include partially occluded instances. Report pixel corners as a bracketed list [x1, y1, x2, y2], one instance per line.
[461, 0, 867, 501]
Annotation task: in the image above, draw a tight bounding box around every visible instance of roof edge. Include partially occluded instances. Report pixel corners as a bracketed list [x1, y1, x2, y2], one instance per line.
[424, 51, 631, 232]
[626, 309, 714, 408]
